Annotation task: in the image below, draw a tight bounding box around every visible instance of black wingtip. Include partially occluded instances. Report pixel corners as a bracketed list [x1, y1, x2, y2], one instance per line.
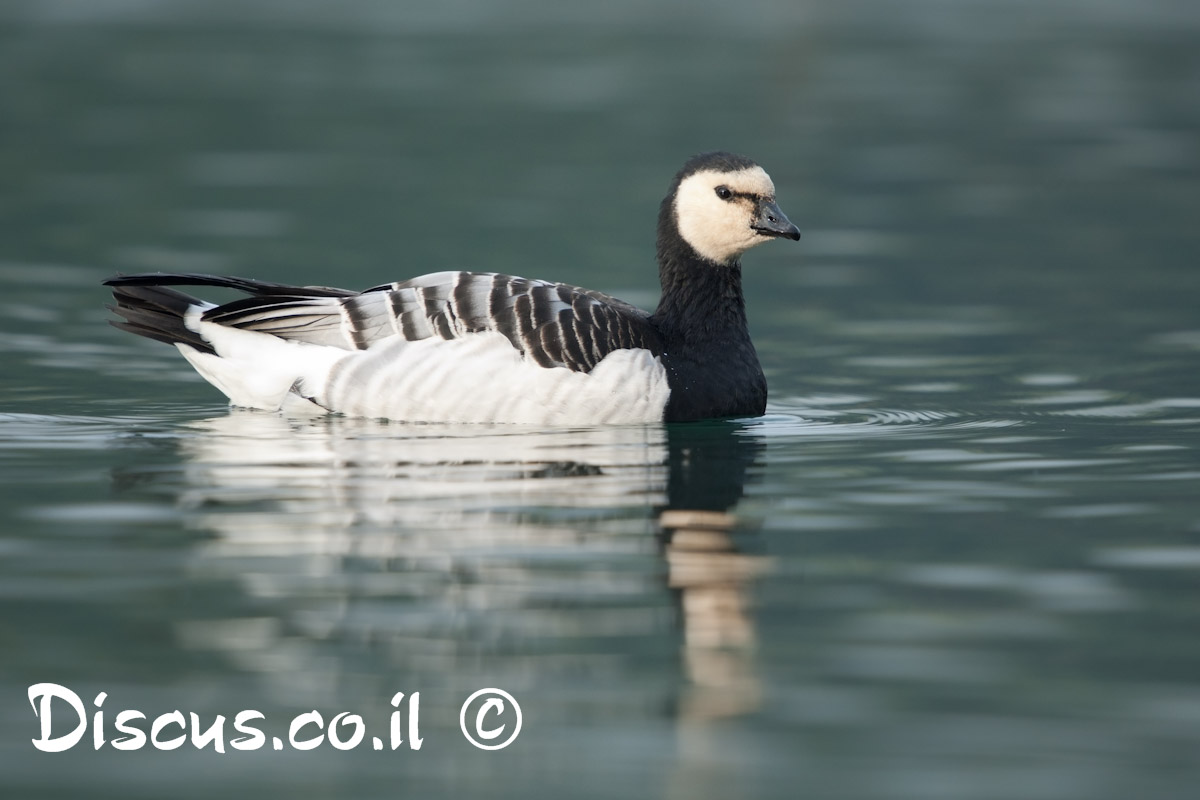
[104, 272, 225, 288]
[102, 272, 357, 297]
[105, 281, 218, 355]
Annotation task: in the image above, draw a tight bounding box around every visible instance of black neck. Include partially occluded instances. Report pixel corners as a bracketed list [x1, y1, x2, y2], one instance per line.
[650, 232, 766, 421]
[651, 226, 750, 349]
[653, 253, 748, 343]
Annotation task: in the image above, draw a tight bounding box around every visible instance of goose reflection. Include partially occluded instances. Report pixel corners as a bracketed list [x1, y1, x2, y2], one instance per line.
[147, 411, 767, 719]
[659, 423, 769, 723]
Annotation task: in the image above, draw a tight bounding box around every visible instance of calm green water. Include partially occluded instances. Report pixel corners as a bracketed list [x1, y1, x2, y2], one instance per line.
[3, 3, 1200, 799]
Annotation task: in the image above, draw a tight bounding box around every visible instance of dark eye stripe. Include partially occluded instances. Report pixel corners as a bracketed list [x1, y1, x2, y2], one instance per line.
[714, 183, 770, 203]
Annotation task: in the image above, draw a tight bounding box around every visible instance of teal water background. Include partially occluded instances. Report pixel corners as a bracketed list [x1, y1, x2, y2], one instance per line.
[2, 2, 1199, 798]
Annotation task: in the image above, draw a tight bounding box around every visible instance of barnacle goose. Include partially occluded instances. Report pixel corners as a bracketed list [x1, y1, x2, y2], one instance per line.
[105, 152, 800, 424]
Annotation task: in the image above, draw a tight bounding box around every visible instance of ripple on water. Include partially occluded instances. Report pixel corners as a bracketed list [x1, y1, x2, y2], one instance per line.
[862, 408, 958, 425]
[1153, 330, 1200, 351]
[963, 457, 1128, 472]
[827, 643, 1013, 683]
[1019, 389, 1119, 406]
[1018, 373, 1081, 387]
[838, 318, 1015, 339]
[895, 565, 1134, 612]
[885, 448, 1034, 464]
[24, 502, 182, 524]
[1041, 503, 1156, 519]
[939, 418, 1028, 430]
[753, 401, 1033, 445]
[1093, 547, 1200, 570]
[896, 382, 965, 393]
[0, 412, 166, 450]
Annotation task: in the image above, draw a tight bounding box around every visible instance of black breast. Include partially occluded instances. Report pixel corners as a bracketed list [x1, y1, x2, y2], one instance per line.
[660, 340, 767, 422]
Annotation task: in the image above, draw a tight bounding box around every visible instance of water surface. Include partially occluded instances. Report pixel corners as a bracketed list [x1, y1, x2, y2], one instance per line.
[2, 3, 1199, 799]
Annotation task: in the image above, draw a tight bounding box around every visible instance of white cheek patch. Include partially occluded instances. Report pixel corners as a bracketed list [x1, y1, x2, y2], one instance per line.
[674, 167, 777, 264]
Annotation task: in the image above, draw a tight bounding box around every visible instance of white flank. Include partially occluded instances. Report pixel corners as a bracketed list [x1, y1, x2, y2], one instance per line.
[323, 333, 670, 425]
[177, 307, 670, 425]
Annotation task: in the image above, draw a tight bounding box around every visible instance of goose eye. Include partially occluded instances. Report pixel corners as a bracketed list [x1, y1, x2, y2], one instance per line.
[715, 186, 733, 200]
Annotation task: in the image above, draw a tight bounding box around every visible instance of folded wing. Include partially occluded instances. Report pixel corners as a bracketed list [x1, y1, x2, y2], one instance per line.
[190, 271, 663, 373]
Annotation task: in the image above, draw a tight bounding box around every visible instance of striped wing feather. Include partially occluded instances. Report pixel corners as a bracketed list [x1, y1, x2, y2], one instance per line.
[204, 271, 662, 373]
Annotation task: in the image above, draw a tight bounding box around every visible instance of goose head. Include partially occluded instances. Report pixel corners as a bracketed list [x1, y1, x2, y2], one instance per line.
[664, 152, 800, 266]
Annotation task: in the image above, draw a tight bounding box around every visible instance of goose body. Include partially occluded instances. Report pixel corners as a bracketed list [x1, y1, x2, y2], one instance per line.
[105, 152, 799, 424]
